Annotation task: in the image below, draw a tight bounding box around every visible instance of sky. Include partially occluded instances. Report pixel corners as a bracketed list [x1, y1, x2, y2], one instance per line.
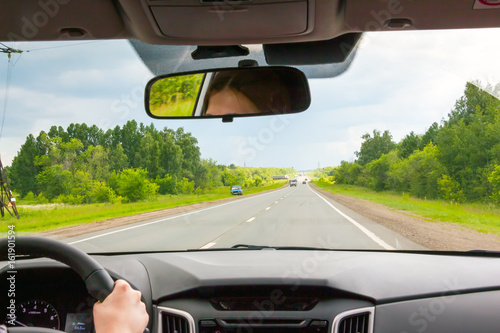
[1, 29, 500, 171]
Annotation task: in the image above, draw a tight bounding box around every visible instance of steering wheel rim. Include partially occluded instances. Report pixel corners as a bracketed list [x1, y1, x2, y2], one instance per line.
[1, 236, 115, 301]
[1, 236, 115, 333]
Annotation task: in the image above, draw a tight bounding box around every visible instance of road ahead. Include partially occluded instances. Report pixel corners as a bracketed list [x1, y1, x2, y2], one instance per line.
[66, 179, 425, 252]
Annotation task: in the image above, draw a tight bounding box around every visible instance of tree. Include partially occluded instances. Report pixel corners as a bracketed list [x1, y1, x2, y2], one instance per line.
[364, 151, 398, 191]
[333, 161, 363, 185]
[109, 144, 129, 172]
[8, 134, 43, 197]
[389, 144, 445, 199]
[135, 133, 162, 179]
[355, 130, 396, 166]
[398, 131, 421, 159]
[36, 165, 73, 200]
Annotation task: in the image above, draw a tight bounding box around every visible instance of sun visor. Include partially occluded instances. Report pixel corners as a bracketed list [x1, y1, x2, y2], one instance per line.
[263, 33, 362, 65]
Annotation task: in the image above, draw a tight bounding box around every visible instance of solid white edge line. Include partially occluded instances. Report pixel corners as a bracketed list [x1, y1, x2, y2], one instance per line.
[68, 187, 287, 245]
[309, 186, 395, 250]
[246, 217, 256, 223]
[200, 242, 216, 249]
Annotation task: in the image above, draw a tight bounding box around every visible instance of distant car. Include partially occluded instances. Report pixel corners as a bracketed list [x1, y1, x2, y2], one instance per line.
[303, 180, 307, 184]
[289, 179, 297, 187]
[230, 185, 243, 195]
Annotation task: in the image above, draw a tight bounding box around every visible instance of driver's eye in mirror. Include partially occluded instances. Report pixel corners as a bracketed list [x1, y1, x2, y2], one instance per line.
[145, 67, 311, 119]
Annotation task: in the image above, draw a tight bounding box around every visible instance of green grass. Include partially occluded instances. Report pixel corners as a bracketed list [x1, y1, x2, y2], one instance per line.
[150, 99, 195, 117]
[312, 182, 500, 237]
[0, 181, 287, 235]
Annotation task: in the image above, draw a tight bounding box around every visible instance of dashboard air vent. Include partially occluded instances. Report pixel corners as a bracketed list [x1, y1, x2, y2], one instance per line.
[158, 307, 195, 333]
[333, 307, 374, 333]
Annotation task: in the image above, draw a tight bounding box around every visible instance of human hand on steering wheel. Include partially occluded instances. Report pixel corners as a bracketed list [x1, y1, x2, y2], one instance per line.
[93, 280, 149, 333]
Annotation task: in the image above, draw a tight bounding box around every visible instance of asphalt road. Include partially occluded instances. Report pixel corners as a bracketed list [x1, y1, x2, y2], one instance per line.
[66, 178, 425, 252]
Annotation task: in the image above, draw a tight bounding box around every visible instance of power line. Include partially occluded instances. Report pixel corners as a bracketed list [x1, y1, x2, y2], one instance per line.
[26, 41, 100, 52]
[0, 57, 14, 143]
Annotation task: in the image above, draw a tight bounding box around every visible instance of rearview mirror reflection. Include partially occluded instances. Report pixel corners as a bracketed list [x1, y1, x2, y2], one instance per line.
[145, 67, 311, 120]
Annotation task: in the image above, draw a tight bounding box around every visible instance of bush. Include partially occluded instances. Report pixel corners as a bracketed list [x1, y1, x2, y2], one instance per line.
[54, 194, 84, 205]
[253, 176, 263, 187]
[35, 193, 49, 204]
[488, 165, 500, 204]
[89, 181, 116, 203]
[116, 168, 158, 202]
[176, 177, 195, 194]
[23, 191, 36, 203]
[438, 175, 465, 203]
[154, 175, 178, 195]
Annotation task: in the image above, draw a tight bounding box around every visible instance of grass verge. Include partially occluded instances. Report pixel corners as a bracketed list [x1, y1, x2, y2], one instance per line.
[0, 181, 287, 235]
[313, 182, 500, 237]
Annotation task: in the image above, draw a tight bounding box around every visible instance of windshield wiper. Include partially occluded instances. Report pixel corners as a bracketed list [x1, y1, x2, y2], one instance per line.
[231, 244, 274, 250]
[230, 244, 331, 251]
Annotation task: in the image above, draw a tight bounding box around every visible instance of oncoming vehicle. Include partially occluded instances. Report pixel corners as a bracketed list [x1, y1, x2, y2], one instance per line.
[230, 185, 243, 195]
[1, 2, 500, 333]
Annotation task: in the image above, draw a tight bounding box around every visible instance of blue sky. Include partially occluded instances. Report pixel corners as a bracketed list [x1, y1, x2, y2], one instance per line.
[1, 29, 499, 171]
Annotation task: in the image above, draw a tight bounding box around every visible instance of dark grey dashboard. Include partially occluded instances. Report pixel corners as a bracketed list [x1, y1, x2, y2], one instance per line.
[2, 250, 500, 333]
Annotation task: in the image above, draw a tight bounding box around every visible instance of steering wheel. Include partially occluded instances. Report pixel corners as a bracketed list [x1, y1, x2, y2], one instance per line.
[0, 236, 115, 333]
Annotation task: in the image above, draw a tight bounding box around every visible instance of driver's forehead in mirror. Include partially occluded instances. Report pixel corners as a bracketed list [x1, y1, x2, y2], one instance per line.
[202, 69, 292, 116]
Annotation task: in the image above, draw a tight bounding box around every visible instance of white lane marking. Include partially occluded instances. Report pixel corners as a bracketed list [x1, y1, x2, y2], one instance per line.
[68, 188, 287, 245]
[200, 242, 216, 249]
[246, 217, 256, 223]
[275, 201, 278, 204]
[265, 207, 271, 210]
[309, 187, 395, 250]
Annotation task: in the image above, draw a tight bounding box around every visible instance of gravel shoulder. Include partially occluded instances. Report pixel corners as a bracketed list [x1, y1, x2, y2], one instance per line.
[311, 184, 500, 251]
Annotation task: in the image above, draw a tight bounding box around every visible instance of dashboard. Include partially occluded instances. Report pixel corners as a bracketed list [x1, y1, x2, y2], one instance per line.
[0, 265, 93, 333]
[2, 250, 500, 333]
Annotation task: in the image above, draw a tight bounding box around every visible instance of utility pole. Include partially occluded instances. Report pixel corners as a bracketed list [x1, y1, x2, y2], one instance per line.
[0, 43, 22, 218]
[0, 158, 19, 219]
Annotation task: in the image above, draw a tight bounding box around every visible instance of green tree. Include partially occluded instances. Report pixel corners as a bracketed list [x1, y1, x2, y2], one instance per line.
[389, 144, 445, 199]
[355, 130, 396, 166]
[8, 134, 43, 197]
[364, 151, 398, 191]
[36, 165, 73, 200]
[398, 131, 421, 159]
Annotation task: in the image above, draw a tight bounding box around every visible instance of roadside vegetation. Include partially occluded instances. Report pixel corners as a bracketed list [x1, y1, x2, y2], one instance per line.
[1, 181, 288, 235]
[3, 120, 294, 232]
[313, 82, 500, 205]
[312, 81, 500, 236]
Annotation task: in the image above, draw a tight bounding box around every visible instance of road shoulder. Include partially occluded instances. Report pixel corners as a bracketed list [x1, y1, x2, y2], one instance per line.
[310, 184, 500, 251]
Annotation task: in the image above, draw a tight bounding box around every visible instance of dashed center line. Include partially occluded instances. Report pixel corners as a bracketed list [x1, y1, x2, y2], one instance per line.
[200, 242, 216, 249]
[265, 207, 271, 210]
[246, 217, 256, 223]
[275, 201, 279, 204]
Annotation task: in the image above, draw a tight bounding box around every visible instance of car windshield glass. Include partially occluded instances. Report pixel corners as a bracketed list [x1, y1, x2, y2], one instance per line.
[1, 29, 500, 253]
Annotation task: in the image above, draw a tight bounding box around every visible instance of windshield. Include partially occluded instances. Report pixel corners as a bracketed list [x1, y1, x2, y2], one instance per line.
[1, 29, 499, 253]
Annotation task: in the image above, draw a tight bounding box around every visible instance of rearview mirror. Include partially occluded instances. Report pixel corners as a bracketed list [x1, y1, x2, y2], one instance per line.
[145, 67, 311, 121]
